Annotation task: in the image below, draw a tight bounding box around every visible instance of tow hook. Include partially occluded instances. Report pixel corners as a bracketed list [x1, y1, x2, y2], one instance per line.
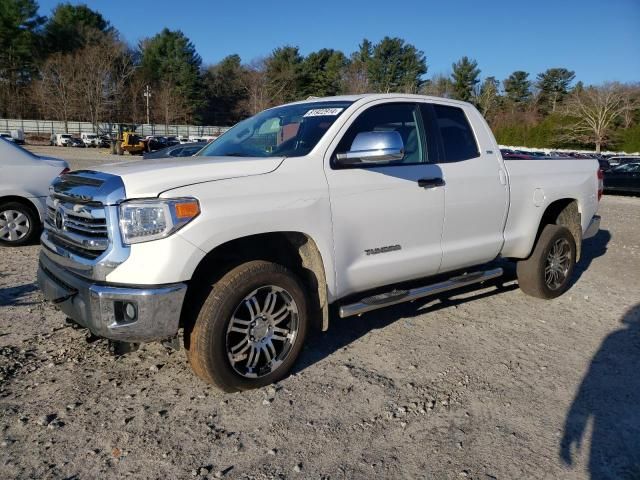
[108, 340, 140, 356]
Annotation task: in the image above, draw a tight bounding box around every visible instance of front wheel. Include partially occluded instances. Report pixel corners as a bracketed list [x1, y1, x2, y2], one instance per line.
[0, 201, 39, 246]
[517, 224, 576, 299]
[186, 260, 308, 391]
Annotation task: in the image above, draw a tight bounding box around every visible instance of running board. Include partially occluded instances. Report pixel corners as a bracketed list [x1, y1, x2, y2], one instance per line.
[338, 268, 503, 318]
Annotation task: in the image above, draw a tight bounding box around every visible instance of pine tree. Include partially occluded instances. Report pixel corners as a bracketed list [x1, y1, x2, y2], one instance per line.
[367, 37, 426, 93]
[503, 71, 531, 104]
[451, 56, 480, 102]
[536, 68, 575, 112]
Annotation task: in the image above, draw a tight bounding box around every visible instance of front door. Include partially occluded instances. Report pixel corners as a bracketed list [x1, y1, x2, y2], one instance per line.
[324, 101, 445, 298]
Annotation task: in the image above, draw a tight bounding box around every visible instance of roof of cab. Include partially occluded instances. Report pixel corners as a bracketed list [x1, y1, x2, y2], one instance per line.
[283, 93, 472, 108]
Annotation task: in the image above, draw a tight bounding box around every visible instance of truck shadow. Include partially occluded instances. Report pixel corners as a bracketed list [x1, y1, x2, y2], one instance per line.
[0, 282, 39, 307]
[560, 303, 640, 479]
[295, 276, 519, 375]
[570, 229, 611, 287]
[294, 229, 611, 375]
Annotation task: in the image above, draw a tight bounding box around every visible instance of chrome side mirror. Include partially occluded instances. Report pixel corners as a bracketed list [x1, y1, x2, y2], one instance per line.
[336, 131, 404, 165]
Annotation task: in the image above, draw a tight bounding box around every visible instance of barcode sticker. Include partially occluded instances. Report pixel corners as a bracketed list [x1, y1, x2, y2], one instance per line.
[303, 108, 344, 117]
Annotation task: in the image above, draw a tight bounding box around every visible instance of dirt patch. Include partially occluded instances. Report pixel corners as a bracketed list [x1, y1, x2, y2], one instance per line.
[1, 195, 639, 479]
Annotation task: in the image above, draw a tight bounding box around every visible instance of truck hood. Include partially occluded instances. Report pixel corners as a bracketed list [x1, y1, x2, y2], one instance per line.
[96, 156, 285, 197]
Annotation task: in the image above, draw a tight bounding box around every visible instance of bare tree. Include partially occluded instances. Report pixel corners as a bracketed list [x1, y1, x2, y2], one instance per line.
[420, 73, 454, 98]
[620, 84, 640, 129]
[239, 59, 270, 115]
[342, 60, 369, 94]
[153, 80, 190, 131]
[73, 38, 134, 131]
[474, 77, 500, 119]
[35, 52, 79, 132]
[562, 83, 629, 153]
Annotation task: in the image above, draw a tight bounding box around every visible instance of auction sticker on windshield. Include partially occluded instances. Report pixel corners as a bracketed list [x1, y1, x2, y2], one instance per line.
[303, 108, 344, 117]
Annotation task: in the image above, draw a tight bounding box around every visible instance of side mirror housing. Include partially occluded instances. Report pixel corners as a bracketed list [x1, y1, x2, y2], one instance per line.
[335, 131, 404, 165]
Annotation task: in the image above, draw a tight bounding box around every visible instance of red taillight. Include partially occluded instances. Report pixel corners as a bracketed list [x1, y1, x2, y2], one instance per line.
[597, 168, 604, 201]
[59, 167, 70, 177]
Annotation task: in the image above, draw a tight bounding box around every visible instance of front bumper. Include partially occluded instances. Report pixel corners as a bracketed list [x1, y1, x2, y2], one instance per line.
[583, 215, 601, 240]
[38, 252, 187, 343]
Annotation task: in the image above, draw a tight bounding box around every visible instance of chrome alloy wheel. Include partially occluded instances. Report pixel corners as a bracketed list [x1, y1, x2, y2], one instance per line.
[0, 209, 30, 242]
[226, 285, 299, 378]
[544, 238, 571, 290]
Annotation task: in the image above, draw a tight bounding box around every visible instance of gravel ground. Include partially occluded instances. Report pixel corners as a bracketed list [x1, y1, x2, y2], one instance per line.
[1, 147, 639, 479]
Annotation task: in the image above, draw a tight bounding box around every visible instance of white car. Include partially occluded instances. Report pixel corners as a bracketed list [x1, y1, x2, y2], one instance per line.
[0, 138, 68, 245]
[38, 94, 600, 390]
[81, 133, 100, 147]
[55, 133, 73, 147]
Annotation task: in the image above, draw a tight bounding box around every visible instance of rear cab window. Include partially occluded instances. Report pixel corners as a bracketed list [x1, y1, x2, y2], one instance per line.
[420, 103, 480, 163]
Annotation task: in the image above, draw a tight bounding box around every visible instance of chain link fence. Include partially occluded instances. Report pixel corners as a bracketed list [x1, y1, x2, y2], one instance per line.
[0, 118, 230, 137]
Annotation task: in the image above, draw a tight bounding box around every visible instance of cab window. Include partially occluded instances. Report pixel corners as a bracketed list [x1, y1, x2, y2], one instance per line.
[334, 103, 426, 166]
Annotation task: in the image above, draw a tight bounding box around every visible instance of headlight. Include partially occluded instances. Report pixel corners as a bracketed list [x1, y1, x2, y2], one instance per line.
[119, 198, 200, 244]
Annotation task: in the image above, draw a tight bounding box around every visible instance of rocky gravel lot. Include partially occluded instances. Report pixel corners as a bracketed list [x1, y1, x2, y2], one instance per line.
[1, 147, 639, 479]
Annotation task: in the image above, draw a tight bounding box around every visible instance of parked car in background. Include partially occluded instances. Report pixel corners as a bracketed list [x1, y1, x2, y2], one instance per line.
[81, 133, 100, 147]
[603, 162, 640, 194]
[143, 142, 206, 159]
[98, 135, 112, 148]
[69, 137, 85, 148]
[10, 129, 25, 145]
[0, 138, 68, 246]
[165, 136, 180, 147]
[54, 133, 73, 147]
[146, 136, 170, 151]
[502, 153, 534, 159]
[608, 156, 640, 167]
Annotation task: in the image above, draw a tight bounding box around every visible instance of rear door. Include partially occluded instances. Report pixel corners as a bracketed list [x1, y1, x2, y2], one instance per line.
[419, 102, 509, 272]
[325, 101, 445, 298]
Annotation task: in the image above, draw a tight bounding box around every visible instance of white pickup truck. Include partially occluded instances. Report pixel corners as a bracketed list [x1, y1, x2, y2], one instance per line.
[38, 94, 601, 391]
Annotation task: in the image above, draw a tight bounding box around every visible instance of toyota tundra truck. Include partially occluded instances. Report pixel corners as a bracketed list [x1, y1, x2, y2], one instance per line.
[37, 94, 602, 391]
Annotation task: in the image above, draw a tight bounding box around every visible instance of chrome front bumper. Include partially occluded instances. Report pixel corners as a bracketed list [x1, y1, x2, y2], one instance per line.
[38, 252, 187, 343]
[583, 215, 601, 240]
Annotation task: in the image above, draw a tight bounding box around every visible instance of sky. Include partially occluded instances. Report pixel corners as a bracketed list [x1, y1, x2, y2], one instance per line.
[37, 0, 640, 85]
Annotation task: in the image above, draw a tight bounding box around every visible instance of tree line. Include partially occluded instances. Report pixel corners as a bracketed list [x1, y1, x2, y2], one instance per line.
[1, 0, 638, 152]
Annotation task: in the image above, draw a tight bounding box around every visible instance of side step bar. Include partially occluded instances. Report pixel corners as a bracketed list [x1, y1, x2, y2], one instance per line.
[338, 267, 503, 318]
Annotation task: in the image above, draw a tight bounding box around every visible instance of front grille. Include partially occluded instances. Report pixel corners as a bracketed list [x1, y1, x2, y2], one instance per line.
[45, 197, 109, 260]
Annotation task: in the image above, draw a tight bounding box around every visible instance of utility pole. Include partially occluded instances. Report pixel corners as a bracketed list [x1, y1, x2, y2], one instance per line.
[143, 85, 151, 125]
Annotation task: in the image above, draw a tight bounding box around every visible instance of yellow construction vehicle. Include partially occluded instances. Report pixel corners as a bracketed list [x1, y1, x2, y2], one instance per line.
[120, 131, 148, 155]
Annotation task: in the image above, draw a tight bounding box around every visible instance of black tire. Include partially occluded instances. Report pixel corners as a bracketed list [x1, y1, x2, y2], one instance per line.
[0, 201, 40, 247]
[517, 224, 576, 299]
[186, 260, 308, 392]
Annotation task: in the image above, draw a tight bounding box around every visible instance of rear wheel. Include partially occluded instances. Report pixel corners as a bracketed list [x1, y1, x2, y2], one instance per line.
[517, 224, 576, 299]
[0, 201, 39, 246]
[186, 260, 308, 391]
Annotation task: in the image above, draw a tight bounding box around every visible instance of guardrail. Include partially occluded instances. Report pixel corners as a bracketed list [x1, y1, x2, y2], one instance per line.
[0, 118, 230, 137]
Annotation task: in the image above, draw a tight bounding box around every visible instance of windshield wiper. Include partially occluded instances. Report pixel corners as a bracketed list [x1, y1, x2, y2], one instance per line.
[222, 151, 252, 157]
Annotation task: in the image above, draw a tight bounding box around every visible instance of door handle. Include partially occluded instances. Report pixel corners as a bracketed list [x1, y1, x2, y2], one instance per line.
[418, 177, 445, 188]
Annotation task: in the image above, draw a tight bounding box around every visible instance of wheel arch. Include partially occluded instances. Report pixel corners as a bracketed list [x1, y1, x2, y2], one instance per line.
[535, 198, 582, 261]
[0, 195, 43, 221]
[182, 231, 330, 333]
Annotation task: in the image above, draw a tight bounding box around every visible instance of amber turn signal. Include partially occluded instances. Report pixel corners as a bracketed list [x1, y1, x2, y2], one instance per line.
[175, 201, 200, 219]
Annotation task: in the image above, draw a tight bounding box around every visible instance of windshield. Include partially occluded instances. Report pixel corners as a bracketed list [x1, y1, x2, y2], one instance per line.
[198, 101, 352, 158]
